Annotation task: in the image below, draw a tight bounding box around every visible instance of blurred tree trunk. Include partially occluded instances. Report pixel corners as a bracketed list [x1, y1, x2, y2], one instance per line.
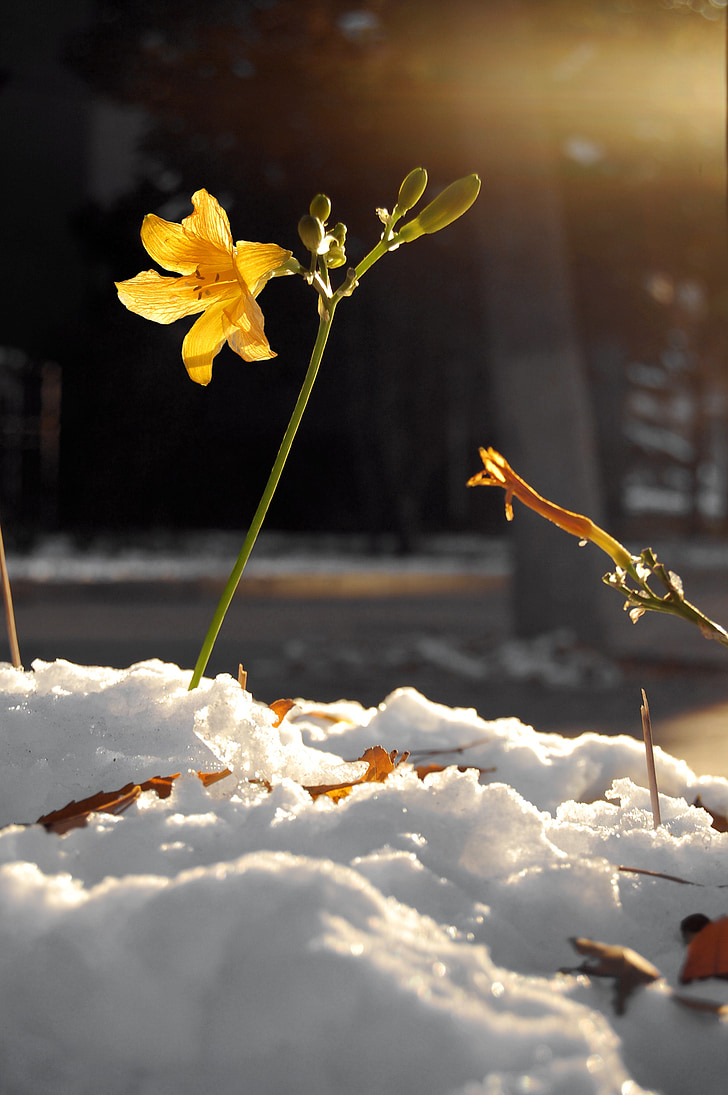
[470, 4, 610, 642]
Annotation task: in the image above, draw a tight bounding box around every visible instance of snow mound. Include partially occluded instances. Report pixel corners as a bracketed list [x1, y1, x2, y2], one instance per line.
[1, 659, 727, 1095]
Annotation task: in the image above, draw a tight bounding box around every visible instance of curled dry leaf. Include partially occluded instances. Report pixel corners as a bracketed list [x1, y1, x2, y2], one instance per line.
[269, 698, 298, 727]
[38, 785, 144, 835]
[563, 937, 660, 1015]
[563, 934, 728, 1019]
[680, 916, 728, 984]
[36, 768, 233, 835]
[304, 746, 408, 801]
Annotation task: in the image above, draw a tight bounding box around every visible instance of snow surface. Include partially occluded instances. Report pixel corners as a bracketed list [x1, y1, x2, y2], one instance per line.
[1, 658, 728, 1095]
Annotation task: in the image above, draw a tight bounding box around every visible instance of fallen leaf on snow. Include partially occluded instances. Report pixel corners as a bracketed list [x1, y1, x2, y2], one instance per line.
[304, 746, 408, 801]
[36, 768, 233, 834]
[269, 698, 298, 726]
[680, 915, 728, 983]
[563, 936, 660, 1015]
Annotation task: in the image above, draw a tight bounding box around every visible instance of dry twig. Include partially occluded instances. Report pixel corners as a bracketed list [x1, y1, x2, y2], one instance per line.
[0, 518, 20, 669]
[641, 689, 661, 828]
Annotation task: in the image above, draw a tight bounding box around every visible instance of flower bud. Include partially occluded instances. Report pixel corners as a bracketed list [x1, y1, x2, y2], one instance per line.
[396, 174, 481, 243]
[298, 214, 325, 254]
[309, 193, 332, 223]
[395, 167, 428, 215]
[331, 222, 347, 246]
[324, 245, 347, 269]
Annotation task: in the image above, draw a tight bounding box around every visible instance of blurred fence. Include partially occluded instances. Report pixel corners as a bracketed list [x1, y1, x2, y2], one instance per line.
[0, 348, 61, 535]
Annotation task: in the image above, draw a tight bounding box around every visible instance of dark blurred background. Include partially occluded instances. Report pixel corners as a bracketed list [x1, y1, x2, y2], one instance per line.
[1, 0, 727, 648]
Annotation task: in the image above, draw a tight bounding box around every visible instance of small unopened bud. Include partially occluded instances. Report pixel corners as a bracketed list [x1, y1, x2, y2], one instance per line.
[396, 174, 481, 243]
[298, 214, 325, 254]
[309, 193, 332, 223]
[324, 245, 346, 269]
[331, 222, 347, 246]
[395, 167, 428, 215]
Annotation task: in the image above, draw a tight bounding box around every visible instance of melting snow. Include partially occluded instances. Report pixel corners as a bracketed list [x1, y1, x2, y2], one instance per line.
[1, 658, 727, 1095]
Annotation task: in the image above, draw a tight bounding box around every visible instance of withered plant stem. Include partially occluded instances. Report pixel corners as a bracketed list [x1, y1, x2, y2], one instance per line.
[0, 520, 21, 668]
[640, 689, 661, 829]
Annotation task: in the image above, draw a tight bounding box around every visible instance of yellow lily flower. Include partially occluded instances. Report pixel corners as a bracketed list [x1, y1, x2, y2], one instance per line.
[467, 447, 635, 571]
[115, 189, 292, 386]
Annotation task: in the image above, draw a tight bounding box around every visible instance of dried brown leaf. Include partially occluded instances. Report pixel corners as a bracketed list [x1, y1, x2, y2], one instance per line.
[564, 937, 660, 1014]
[680, 917, 728, 984]
[359, 745, 402, 781]
[37, 768, 233, 834]
[304, 746, 407, 801]
[269, 698, 297, 727]
[38, 785, 143, 835]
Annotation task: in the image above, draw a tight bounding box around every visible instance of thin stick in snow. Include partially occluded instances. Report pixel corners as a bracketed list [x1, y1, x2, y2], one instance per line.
[641, 689, 661, 829]
[0, 519, 21, 669]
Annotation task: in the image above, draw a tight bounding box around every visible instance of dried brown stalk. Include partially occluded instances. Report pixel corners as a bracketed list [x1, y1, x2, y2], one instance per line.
[641, 689, 661, 829]
[0, 519, 21, 669]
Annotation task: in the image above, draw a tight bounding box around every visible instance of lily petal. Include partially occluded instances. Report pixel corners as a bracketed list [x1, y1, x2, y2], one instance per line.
[141, 215, 225, 275]
[225, 292, 276, 361]
[183, 189, 234, 254]
[234, 242, 292, 295]
[115, 269, 237, 324]
[140, 191, 234, 273]
[181, 299, 233, 386]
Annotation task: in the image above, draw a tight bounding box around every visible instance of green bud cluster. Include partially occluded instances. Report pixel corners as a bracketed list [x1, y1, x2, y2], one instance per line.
[299, 193, 347, 268]
[395, 174, 481, 243]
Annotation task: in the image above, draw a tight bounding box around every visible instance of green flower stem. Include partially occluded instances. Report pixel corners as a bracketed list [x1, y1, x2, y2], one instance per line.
[188, 231, 404, 690]
[603, 547, 728, 650]
[188, 306, 337, 690]
[354, 238, 392, 281]
[653, 598, 728, 646]
[631, 580, 728, 647]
